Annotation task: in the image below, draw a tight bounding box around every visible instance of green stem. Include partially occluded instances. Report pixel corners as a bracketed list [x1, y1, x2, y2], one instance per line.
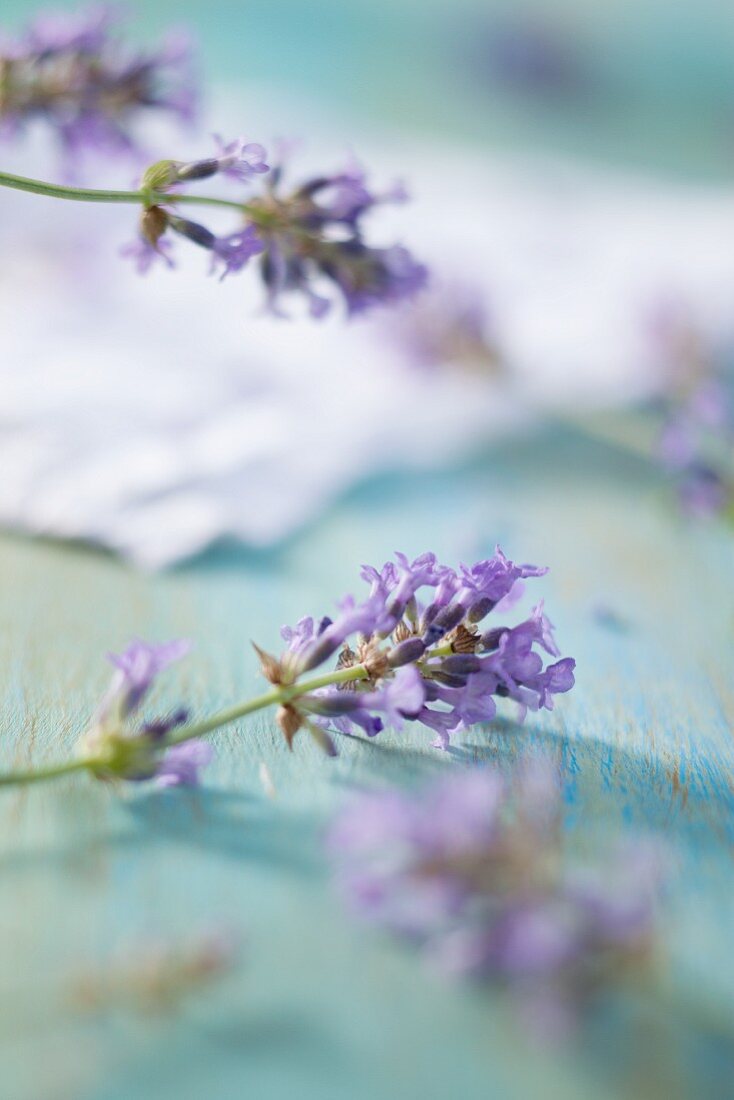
[0, 756, 97, 787]
[0, 663, 372, 788]
[0, 169, 249, 214]
[165, 663, 369, 746]
[0, 640, 456, 788]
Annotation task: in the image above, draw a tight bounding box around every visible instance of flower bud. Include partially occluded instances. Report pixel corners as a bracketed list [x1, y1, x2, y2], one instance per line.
[141, 159, 180, 192]
[440, 655, 481, 676]
[480, 627, 508, 652]
[297, 635, 343, 675]
[173, 158, 220, 182]
[168, 215, 217, 250]
[467, 597, 496, 624]
[422, 603, 465, 645]
[427, 671, 469, 689]
[300, 693, 360, 717]
[388, 637, 426, 668]
[140, 205, 169, 248]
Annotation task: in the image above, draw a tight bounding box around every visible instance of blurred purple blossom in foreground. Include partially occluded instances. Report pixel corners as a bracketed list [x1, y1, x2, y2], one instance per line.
[255, 549, 575, 755]
[127, 146, 427, 318]
[80, 638, 212, 785]
[0, 4, 197, 167]
[328, 762, 663, 1029]
[650, 304, 733, 518]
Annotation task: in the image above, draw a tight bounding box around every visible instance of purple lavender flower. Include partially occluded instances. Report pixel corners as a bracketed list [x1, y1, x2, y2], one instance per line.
[120, 206, 264, 280]
[120, 233, 176, 274]
[649, 304, 733, 518]
[389, 282, 503, 374]
[257, 549, 575, 752]
[24, 5, 117, 55]
[334, 244, 428, 317]
[210, 226, 265, 281]
[104, 638, 191, 719]
[0, 5, 198, 168]
[678, 463, 730, 518]
[212, 135, 269, 183]
[155, 740, 214, 788]
[471, 15, 591, 101]
[119, 146, 425, 316]
[80, 637, 212, 787]
[245, 157, 428, 317]
[327, 763, 663, 1014]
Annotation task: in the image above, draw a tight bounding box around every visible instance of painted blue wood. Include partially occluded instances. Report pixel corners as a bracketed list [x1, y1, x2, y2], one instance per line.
[0, 431, 732, 1099]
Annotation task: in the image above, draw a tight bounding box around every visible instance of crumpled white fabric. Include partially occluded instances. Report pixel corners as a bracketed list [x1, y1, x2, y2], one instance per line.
[2, 108, 734, 567]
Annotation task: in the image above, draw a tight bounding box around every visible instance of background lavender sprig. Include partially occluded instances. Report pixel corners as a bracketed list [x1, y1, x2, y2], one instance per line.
[651, 305, 734, 518]
[327, 762, 664, 1026]
[0, 4, 197, 169]
[122, 148, 428, 318]
[0, 7, 427, 319]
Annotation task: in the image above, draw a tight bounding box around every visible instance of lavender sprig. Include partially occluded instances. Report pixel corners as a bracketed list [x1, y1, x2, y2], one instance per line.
[651, 307, 734, 519]
[269, 548, 575, 753]
[122, 148, 427, 316]
[327, 762, 664, 1026]
[0, 4, 197, 168]
[0, 550, 574, 792]
[0, 141, 427, 318]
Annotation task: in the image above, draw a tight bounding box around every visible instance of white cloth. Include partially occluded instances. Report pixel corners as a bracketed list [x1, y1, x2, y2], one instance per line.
[2, 122, 734, 567]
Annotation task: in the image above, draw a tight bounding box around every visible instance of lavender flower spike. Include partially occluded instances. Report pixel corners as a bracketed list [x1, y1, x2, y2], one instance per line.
[650, 303, 733, 518]
[0, 6, 198, 168]
[116, 142, 426, 318]
[258, 548, 574, 752]
[247, 156, 428, 317]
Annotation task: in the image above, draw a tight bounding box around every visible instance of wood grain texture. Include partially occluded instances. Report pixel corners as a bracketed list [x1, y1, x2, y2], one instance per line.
[0, 430, 732, 1100]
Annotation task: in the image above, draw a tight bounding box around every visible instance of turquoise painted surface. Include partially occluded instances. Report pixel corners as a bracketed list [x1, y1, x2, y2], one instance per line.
[1, 2, 734, 1094]
[4, 0, 734, 177]
[0, 431, 732, 1099]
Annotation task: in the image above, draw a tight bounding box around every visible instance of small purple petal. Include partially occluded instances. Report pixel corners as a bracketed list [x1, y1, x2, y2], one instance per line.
[155, 740, 213, 788]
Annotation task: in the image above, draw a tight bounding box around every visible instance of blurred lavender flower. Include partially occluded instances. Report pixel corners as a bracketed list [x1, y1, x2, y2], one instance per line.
[247, 158, 427, 317]
[104, 636, 190, 717]
[650, 305, 733, 518]
[119, 230, 176, 274]
[79, 638, 212, 785]
[470, 14, 592, 101]
[212, 134, 269, 183]
[121, 147, 426, 317]
[253, 549, 574, 753]
[327, 762, 663, 1019]
[0, 4, 197, 167]
[155, 740, 214, 788]
[209, 225, 264, 281]
[389, 282, 503, 375]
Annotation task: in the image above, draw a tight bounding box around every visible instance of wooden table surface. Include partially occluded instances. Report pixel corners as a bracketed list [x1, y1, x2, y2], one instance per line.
[1, 428, 732, 1100]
